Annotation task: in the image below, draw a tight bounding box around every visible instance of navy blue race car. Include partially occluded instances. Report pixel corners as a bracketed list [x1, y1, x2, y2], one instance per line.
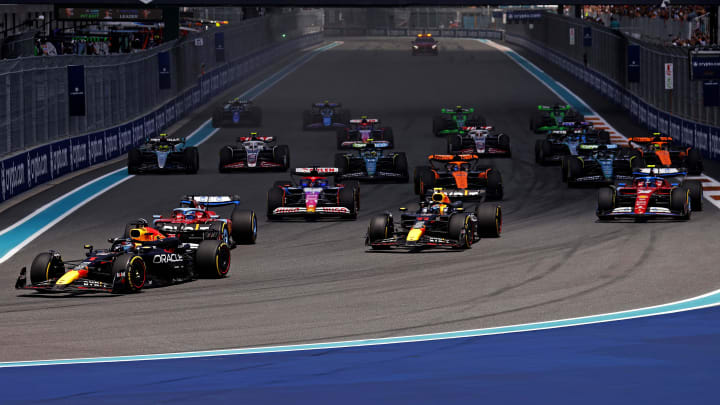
[302, 101, 351, 130]
[535, 122, 610, 165]
[334, 141, 408, 182]
[212, 98, 262, 127]
[127, 133, 199, 174]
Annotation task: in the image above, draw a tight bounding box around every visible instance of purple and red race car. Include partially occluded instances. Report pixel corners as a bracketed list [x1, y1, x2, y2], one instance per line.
[336, 117, 395, 149]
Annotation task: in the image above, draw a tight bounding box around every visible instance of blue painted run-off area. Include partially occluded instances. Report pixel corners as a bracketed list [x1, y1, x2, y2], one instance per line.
[3, 306, 720, 404]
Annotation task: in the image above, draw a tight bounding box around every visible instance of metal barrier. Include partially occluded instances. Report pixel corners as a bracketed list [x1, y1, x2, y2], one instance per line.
[324, 27, 503, 40]
[503, 13, 719, 129]
[0, 10, 323, 157]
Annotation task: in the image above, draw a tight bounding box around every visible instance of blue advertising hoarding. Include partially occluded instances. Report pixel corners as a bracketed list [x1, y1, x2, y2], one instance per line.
[627, 44, 640, 83]
[690, 51, 720, 81]
[158, 51, 171, 90]
[215, 32, 225, 62]
[67, 65, 86, 116]
[703, 80, 720, 106]
[583, 27, 592, 47]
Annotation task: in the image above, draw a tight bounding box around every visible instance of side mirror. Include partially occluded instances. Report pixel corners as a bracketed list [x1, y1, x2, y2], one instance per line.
[152, 214, 162, 219]
[210, 214, 220, 219]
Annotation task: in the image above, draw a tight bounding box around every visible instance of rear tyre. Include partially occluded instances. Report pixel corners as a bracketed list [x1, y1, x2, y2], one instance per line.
[267, 187, 284, 220]
[111, 254, 146, 293]
[630, 155, 645, 171]
[415, 167, 436, 197]
[231, 209, 257, 244]
[497, 133, 511, 150]
[475, 204, 502, 238]
[538, 140, 553, 165]
[127, 148, 142, 174]
[195, 240, 231, 278]
[597, 187, 615, 218]
[567, 157, 583, 186]
[219, 147, 233, 173]
[338, 185, 358, 220]
[686, 148, 703, 175]
[335, 153, 349, 175]
[394, 153, 409, 182]
[382, 128, 395, 148]
[184, 147, 199, 174]
[681, 180, 703, 212]
[368, 215, 392, 249]
[560, 156, 569, 182]
[30, 252, 64, 284]
[448, 213, 472, 249]
[432, 115, 446, 136]
[486, 169, 503, 200]
[447, 135, 462, 153]
[273, 145, 290, 171]
[209, 221, 230, 245]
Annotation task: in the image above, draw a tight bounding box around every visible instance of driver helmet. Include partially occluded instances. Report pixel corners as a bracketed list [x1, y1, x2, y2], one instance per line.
[652, 143, 663, 151]
[654, 179, 664, 187]
[174, 211, 185, 220]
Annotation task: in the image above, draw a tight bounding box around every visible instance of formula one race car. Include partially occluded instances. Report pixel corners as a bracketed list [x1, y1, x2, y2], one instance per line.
[413, 154, 503, 201]
[212, 98, 262, 127]
[411, 33, 439, 56]
[530, 104, 585, 133]
[334, 141, 409, 182]
[596, 169, 702, 221]
[127, 133, 199, 174]
[366, 189, 501, 250]
[267, 167, 360, 220]
[432, 106, 486, 136]
[302, 101, 351, 130]
[447, 126, 511, 157]
[218, 133, 290, 172]
[562, 144, 635, 186]
[336, 117, 395, 149]
[625, 134, 703, 175]
[535, 122, 610, 165]
[142, 195, 257, 245]
[15, 227, 231, 294]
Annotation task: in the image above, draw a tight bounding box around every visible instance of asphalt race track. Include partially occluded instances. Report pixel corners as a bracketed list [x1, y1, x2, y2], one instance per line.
[1, 38, 719, 362]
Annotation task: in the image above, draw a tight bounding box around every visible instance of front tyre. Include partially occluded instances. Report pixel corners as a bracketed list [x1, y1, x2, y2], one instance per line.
[30, 252, 65, 284]
[111, 254, 146, 293]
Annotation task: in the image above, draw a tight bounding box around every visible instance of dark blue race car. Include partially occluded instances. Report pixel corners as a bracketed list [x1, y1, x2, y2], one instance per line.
[212, 98, 262, 127]
[334, 140, 408, 183]
[302, 101, 351, 130]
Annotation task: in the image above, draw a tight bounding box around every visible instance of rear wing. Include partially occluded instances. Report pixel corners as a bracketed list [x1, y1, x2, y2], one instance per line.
[349, 140, 390, 149]
[461, 126, 493, 131]
[441, 106, 474, 114]
[428, 154, 479, 161]
[538, 104, 571, 111]
[579, 143, 618, 151]
[228, 98, 251, 105]
[237, 136, 274, 142]
[632, 167, 686, 177]
[180, 195, 241, 207]
[349, 118, 379, 124]
[293, 167, 340, 176]
[313, 102, 340, 108]
[148, 137, 184, 144]
[628, 136, 673, 144]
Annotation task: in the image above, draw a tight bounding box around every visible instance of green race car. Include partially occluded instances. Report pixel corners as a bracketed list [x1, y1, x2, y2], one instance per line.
[529, 104, 584, 134]
[432, 106, 486, 137]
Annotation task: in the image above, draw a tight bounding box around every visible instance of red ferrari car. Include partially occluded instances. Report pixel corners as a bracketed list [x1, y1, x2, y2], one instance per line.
[127, 195, 257, 246]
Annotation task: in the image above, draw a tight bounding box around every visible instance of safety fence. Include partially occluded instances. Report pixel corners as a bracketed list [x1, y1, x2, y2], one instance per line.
[505, 33, 720, 163]
[324, 27, 503, 40]
[0, 32, 323, 203]
[0, 10, 323, 157]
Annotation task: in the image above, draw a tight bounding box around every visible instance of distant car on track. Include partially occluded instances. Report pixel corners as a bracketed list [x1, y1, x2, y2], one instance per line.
[267, 167, 360, 220]
[624, 133, 703, 175]
[535, 122, 610, 165]
[143, 195, 257, 246]
[336, 117, 394, 149]
[530, 104, 584, 133]
[127, 133, 199, 174]
[446, 126, 511, 157]
[413, 154, 503, 201]
[15, 227, 231, 294]
[212, 98, 262, 127]
[411, 33, 439, 56]
[302, 101, 351, 130]
[218, 133, 290, 172]
[334, 140, 408, 182]
[366, 188, 501, 250]
[432, 106, 486, 137]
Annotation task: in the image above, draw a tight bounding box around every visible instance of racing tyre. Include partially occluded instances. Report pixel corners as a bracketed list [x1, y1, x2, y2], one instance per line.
[630, 155, 645, 171]
[273, 180, 291, 188]
[394, 153, 409, 182]
[447, 135, 462, 153]
[534, 140, 544, 163]
[195, 240, 231, 278]
[209, 221, 230, 245]
[567, 157, 583, 187]
[681, 180, 703, 212]
[336, 129, 348, 149]
[475, 204, 502, 238]
[448, 213, 473, 249]
[302, 110, 312, 130]
[219, 147, 233, 173]
[486, 169, 503, 200]
[273, 145, 290, 171]
[111, 254, 146, 293]
[686, 148, 703, 175]
[670, 187, 690, 219]
[339, 185, 358, 219]
[497, 133, 511, 155]
[413, 166, 431, 194]
[382, 127, 395, 148]
[127, 148, 142, 175]
[30, 252, 64, 284]
[560, 156, 569, 182]
[415, 167, 436, 196]
[231, 209, 257, 244]
[368, 215, 392, 249]
[267, 187, 284, 220]
[597, 187, 615, 219]
[184, 147, 199, 174]
[250, 106, 263, 126]
[530, 114, 543, 132]
[538, 140, 553, 165]
[432, 115, 446, 136]
[335, 153, 349, 174]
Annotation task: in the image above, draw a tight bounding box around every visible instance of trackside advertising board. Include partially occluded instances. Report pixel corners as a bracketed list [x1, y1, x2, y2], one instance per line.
[0, 33, 322, 203]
